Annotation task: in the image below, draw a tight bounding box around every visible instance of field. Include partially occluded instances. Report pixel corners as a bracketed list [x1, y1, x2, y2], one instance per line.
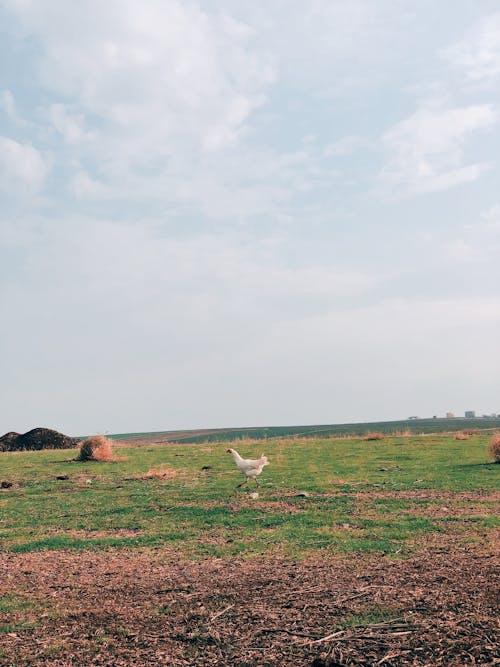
[0, 433, 499, 666]
[108, 416, 500, 443]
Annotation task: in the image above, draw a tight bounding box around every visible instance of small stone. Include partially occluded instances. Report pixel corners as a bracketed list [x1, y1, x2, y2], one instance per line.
[249, 492, 259, 499]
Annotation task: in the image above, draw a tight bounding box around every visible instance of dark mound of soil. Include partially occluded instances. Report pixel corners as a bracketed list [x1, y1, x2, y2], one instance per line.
[0, 432, 20, 451]
[0, 428, 77, 452]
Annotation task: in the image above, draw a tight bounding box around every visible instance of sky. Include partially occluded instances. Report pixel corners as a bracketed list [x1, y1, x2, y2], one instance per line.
[1, 0, 500, 437]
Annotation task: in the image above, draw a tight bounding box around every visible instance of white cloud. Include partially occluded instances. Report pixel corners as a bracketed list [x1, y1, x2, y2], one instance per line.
[5, 0, 273, 157]
[2, 0, 282, 215]
[381, 103, 496, 194]
[480, 204, 500, 231]
[0, 136, 48, 192]
[443, 12, 500, 83]
[48, 104, 89, 144]
[71, 170, 109, 199]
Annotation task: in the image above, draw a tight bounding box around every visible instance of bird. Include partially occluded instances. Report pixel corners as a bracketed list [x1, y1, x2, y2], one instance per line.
[226, 448, 269, 488]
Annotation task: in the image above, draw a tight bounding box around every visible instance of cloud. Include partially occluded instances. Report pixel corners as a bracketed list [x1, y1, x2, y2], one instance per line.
[5, 0, 273, 156]
[71, 170, 109, 199]
[2, 1, 500, 433]
[381, 103, 496, 194]
[48, 104, 89, 144]
[0, 136, 48, 192]
[443, 12, 500, 83]
[1, 0, 283, 216]
[480, 204, 500, 231]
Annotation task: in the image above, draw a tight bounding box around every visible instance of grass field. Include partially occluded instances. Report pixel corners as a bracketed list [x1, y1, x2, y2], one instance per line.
[0, 433, 498, 666]
[107, 416, 500, 443]
[1, 433, 498, 557]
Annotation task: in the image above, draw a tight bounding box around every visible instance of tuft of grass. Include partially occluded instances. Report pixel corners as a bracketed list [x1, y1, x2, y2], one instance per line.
[77, 435, 114, 462]
[0, 621, 38, 634]
[488, 433, 500, 462]
[363, 432, 385, 441]
[0, 594, 34, 614]
[340, 607, 398, 629]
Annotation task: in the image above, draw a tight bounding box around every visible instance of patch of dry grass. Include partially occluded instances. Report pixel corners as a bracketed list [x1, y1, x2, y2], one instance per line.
[488, 432, 500, 462]
[142, 463, 179, 480]
[363, 431, 385, 441]
[454, 432, 469, 440]
[77, 435, 114, 462]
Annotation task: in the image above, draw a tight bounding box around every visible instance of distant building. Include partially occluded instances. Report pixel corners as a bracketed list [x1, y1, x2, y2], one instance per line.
[446, 412, 455, 419]
[465, 411, 475, 418]
[408, 415, 419, 420]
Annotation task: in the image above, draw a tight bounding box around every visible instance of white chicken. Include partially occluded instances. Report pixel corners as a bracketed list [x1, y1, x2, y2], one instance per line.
[226, 448, 269, 488]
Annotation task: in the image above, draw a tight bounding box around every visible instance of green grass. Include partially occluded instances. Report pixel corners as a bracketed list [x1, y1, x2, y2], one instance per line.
[0, 594, 39, 635]
[106, 417, 500, 443]
[0, 434, 498, 558]
[339, 607, 398, 629]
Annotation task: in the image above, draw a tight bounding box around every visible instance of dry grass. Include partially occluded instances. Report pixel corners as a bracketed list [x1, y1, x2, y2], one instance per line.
[143, 463, 179, 480]
[77, 435, 114, 462]
[454, 432, 469, 440]
[488, 432, 500, 462]
[363, 431, 385, 441]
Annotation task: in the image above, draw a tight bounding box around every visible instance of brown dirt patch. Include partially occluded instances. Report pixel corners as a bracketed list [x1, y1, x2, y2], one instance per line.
[196, 499, 304, 514]
[0, 541, 498, 666]
[353, 490, 500, 502]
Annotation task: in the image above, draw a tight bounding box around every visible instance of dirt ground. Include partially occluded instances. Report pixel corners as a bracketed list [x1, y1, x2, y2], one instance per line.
[0, 535, 498, 667]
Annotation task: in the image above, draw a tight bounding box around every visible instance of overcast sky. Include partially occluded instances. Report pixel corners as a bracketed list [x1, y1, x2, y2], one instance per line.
[1, 1, 499, 437]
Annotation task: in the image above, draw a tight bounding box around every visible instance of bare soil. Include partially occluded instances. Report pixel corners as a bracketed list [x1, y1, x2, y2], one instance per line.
[1, 537, 498, 666]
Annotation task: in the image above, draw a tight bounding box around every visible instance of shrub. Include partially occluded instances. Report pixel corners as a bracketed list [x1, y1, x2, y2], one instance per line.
[77, 435, 114, 462]
[488, 433, 500, 463]
[363, 431, 385, 441]
[454, 432, 469, 440]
